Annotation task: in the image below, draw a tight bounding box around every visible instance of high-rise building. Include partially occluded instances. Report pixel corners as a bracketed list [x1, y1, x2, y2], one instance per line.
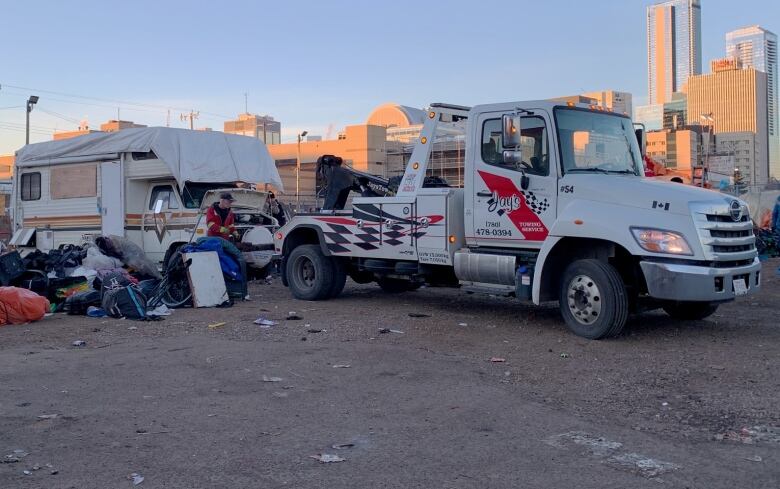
[726, 25, 779, 179]
[223, 113, 281, 144]
[647, 0, 702, 105]
[687, 65, 769, 184]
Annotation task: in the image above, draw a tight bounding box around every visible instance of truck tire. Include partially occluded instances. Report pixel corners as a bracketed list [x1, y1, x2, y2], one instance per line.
[328, 259, 347, 298]
[377, 277, 417, 293]
[559, 259, 628, 339]
[662, 301, 719, 320]
[286, 245, 336, 301]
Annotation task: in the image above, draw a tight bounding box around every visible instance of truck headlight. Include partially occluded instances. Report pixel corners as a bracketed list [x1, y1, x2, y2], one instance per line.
[631, 228, 693, 255]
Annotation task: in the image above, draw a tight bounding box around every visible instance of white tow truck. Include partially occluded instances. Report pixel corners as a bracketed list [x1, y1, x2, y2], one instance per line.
[274, 101, 761, 339]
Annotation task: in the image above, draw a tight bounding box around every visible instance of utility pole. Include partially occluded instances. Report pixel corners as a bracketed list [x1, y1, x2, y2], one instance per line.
[25, 95, 39, 145]
[180, 110, 199, 130]
[296, 131, 308, 211]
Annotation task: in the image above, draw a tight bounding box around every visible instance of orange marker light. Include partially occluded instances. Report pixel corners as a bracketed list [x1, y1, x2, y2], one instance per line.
[574, 219, 584, 225]
[412, 162, 420, 170]
[275, 232, 283, 240]
[429, 111, 436, 119]
[420, 136, 428, 144]
[448, 235, 457, 243]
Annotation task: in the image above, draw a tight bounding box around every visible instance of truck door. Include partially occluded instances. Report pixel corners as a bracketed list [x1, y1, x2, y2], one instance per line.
[100, 161, 125, 236]
[143, 183, 184, 263]
[469, 110, 557, 248]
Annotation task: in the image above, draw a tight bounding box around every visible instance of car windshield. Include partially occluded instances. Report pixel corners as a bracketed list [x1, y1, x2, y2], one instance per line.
[555, 108, 642, 176]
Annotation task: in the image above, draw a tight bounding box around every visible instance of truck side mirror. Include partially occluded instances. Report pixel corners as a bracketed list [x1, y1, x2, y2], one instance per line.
[502, 114, 522, 148]
[634, 125, 646, 157]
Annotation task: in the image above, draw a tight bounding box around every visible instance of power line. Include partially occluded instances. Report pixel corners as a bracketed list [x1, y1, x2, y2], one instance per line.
[0, 82, 232, 119]
[37, 108, 80, 125]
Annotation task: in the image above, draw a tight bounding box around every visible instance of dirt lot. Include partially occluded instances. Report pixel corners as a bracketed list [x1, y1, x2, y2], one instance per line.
[1, 260, 779, 488]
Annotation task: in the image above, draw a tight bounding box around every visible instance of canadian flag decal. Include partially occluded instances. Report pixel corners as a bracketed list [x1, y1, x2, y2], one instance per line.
[478, 170, 549, 241]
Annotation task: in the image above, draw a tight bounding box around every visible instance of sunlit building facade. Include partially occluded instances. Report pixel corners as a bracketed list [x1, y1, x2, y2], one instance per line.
[647, 0, 702, 105]
[726, 25, 779, 179]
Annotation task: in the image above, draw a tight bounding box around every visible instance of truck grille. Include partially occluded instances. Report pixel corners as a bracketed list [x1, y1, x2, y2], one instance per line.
[692, 202, 757, 263]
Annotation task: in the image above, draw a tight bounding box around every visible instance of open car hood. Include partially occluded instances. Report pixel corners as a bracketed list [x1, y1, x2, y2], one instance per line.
[200, 188, 269, 212]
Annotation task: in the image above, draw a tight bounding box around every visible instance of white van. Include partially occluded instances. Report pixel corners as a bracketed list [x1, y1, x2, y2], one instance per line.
[10, 127, 285, 273]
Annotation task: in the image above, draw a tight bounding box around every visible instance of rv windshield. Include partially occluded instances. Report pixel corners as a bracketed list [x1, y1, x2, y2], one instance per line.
[181, 182, 235, 209]
[555, 108, 642, 176]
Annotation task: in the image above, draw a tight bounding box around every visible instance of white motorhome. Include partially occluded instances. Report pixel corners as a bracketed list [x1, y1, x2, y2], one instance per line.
[275, 102, 761, 339]
[11, 127, 284, 272]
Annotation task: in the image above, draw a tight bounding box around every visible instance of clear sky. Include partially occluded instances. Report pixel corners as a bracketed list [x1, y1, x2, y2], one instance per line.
[0, 0, 777, 154]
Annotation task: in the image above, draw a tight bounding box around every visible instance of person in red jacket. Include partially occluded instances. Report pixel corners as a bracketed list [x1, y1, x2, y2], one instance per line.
[206, 192, 237, 240]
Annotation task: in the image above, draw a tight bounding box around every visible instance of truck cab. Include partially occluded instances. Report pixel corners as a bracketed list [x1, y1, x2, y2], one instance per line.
[275, 101, 760, 339]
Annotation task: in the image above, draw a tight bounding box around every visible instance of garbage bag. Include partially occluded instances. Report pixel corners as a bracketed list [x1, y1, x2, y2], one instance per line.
[0, 287, 50, 325]
[102, 235, 162, 279]
[82, 246, 123, 270]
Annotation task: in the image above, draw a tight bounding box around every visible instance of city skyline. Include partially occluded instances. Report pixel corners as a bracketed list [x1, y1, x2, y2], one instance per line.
[1, 0, 779, 156]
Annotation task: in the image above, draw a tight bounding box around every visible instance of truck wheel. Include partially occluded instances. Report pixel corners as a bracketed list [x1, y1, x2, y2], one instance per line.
[662, 301, 719, 320]
[377, 277, 416, 293]
[559, 259, 628, 339]
[286, 245, 335, 301]
[328, 259, 347, 298]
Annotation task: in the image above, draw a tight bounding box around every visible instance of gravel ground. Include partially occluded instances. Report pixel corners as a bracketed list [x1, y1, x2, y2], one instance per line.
[1, 259, 778, 488]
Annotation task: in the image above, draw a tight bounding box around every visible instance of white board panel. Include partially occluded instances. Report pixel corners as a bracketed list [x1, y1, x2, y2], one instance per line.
[182, 251, 228, 308]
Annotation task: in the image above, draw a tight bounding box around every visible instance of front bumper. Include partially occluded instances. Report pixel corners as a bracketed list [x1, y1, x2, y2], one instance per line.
[639, 257, 761, 302]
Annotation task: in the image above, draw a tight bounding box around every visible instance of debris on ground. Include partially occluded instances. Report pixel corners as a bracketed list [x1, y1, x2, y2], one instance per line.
[490, 357, 506, 363]
[72, 340, 86, 347]
[3, 449, 29, 463]
[408, 313, 430, 318]
[254, 318, 278, 328]
[716, 425, 780, 444]
[262, 375, 283, 382]
[129, 472, 145, 485]
[744, 455, 763, 462]
[207, 322, 226, 329]
[307, 328, 324, 333]
[378, 328, 404, 334]
[331, 443, 355, 450]
[286, 312, 303, 320]
[310, 453, 345, 463]
[332, 364, 351, 368]
[458, 322, 468, 327]
[37, 414, 59, 420]
[560, 352, 570, 358]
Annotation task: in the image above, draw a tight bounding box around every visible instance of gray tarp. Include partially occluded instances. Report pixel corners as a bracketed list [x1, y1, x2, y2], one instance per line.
[15, 127, 284, 191]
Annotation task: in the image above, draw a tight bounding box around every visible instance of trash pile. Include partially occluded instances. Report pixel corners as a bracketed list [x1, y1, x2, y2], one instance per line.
[0, 235, 167, 324]
[755, 227, 780, 259]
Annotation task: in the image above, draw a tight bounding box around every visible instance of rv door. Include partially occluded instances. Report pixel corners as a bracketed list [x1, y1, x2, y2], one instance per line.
[100, 161, 124, 236]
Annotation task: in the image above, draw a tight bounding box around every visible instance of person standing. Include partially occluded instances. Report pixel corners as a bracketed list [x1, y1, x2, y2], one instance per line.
[207, 192, 237, 240]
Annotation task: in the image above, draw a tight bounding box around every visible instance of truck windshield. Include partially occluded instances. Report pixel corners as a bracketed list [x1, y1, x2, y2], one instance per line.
[181, 182, 235, 209]
[555, 108, 642, 176]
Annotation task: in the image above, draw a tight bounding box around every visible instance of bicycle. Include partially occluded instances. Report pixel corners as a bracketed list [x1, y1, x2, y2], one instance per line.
[147, 249, 192, 308]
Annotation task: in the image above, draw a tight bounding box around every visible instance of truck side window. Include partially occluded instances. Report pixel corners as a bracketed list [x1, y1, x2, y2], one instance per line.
[481, 117, 549, 176]
[148, 185, 180, 210]
[21, 172, 42, 201]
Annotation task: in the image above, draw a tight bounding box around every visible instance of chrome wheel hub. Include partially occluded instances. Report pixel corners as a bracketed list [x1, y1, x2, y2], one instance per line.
[567, 274, 602, 325]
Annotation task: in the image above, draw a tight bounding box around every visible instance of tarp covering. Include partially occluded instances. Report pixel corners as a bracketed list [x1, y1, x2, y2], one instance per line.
[15, 127, 283, 191]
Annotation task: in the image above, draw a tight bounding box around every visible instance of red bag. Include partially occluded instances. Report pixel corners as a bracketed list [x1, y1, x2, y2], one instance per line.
[0, 287, 51, 325]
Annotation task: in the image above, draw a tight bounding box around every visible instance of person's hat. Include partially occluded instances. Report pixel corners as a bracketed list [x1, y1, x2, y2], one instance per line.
[219, 192, 235, 201]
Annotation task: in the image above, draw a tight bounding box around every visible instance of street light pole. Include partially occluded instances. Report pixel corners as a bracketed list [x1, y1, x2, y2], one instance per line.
[296, 130, 308, 212]
[25, 95, 39, 145]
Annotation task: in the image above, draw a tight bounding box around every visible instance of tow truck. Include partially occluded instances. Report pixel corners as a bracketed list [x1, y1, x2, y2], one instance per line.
[274, 101, 760, 339]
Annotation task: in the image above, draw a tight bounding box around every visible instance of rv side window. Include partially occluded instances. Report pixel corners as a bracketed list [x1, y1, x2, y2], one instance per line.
[148, 185, 180, 210]
[21, 172, 41, 201]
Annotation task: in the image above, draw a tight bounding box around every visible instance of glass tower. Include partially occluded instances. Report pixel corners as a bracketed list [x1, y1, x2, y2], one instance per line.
[727, 26, 779, 179]
[647, 0, 702, 105]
